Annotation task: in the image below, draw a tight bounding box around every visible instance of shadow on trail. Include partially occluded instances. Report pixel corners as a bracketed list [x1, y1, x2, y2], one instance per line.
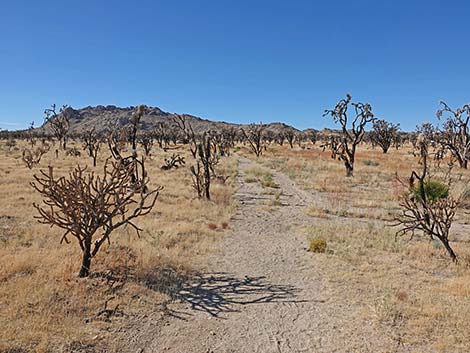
[142, 268, 306, 319]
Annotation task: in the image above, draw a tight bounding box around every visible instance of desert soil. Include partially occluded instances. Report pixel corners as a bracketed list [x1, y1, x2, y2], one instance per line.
[121, 157, 400, 353]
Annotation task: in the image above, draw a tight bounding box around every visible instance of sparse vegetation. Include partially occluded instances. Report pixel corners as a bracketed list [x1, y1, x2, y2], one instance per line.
[3, 99, 470, 352]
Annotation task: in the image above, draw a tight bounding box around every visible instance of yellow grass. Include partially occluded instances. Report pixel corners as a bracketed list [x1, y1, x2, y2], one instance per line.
[0, 140, 238, 352]
[4, 138, 470, 352]
[247, 142, 470, 352]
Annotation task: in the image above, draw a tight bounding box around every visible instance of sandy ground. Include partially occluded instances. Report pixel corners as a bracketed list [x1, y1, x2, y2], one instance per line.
[116, 157, 406, 353]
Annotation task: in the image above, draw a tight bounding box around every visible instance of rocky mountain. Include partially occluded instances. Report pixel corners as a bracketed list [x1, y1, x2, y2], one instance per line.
[39, 105, 305, 135]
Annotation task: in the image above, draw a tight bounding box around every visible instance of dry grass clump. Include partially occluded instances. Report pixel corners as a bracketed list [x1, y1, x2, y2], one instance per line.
[308, 237, 327, 253]
[0, 140, 237, 352]
[244, 165, 279, 188]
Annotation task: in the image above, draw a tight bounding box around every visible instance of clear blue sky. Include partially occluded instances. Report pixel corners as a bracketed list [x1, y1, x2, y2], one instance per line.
[1, 0, 469, 131]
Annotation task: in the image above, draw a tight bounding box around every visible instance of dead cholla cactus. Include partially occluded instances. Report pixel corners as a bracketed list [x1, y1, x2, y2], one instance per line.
[190, 134, 219, 200]
[138, 132, 154, 156]
[129, 105, 146, 156]
[321, 135, 342, 160]
[284, 129, 295, 148]
[171, 114, 198, 158]
[394, 133, 461, 262]
[44, 104, 70, 150]
[153, 122, 173, 150]
[208, 129, 234, 157]
[65, 147, 81, 157]
[27, 121, 36, 147]
[307, 130, 318, 145]
[31, 160, 162, 277]
[108, 105, 147, 189]
[161, 153, 185, 170]
[22, 143, 50, 169]
[436, 101, 470, 169]
[5, 139, 16, 151]
[369, 119, 400, 154]
[241, 123, 265, 157]
[81, 128, 101, 167]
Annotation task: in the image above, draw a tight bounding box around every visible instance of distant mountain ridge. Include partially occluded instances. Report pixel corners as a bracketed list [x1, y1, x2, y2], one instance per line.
[39, 105, 307, 135]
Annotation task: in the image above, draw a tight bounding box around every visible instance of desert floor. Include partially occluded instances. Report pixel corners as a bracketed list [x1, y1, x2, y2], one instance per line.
[1, 142, 470, 353]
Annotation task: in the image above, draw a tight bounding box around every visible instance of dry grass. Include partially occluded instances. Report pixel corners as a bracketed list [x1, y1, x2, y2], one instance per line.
[244, 165, 279, 189]
[5, 138, 470, 352]
[246, 142, 470, 352]
[0, 140, 238, 352]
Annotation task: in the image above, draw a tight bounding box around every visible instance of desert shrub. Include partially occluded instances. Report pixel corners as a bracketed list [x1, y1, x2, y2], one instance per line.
[460, 188, 470, 209]
[413, 179, 449, 202]
[309, 238, 327, 253]
[244, 176, 258, 183]
[261, 174, 279, 188]
[363, 160, 379, 166]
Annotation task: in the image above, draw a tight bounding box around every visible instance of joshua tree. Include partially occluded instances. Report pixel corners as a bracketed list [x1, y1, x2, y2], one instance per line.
[323, 93, 376, 176]
[44, 104, 70, 150]
[221, 127, 238, 148]
[241, 123, 265, 157]
[153, 122, 172, 150]
[307, 130, 318, 145]
[369, 119, 400, 153]
[32, 161, 161, 277]
[296, 132, 304, 147]
[436, 101, 470, 169]
[27, 121, 36, 147]
[138, 132, 154, 156]
[171, 114, 198, 158]
[394, 133, 461, 262]
[274, 132, 285, 146]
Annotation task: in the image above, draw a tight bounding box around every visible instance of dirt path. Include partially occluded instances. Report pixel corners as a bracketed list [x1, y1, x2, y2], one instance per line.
[136, 157, 394, 353]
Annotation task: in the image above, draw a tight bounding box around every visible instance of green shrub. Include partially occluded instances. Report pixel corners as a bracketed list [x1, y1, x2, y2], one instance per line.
[309, 237, 327, 253]
[413, 179, 449, 202]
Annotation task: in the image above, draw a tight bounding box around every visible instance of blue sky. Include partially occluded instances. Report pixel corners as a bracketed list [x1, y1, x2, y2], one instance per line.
[1, 0, 469, 131]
